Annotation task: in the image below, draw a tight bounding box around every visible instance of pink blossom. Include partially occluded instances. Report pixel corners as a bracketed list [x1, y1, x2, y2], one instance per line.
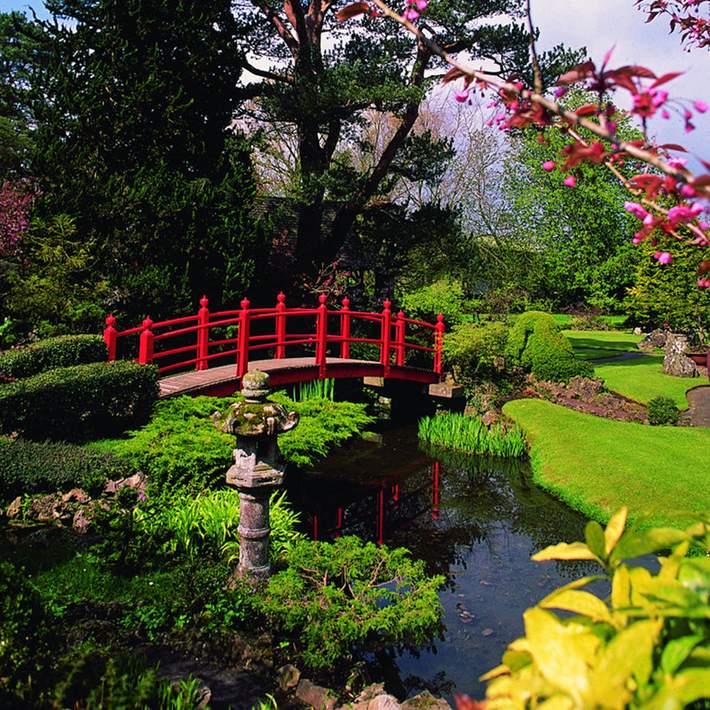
[698, 278, 710, 288]
[563, 175, 577, 187]
[415, 0, 428, 10]
[667, 203, 703, 225]
[542, 160, 556, 172]
[694, 99, 708, 113]
[624, 201, 649, 220]
[403, 7, 419, 21]
[454, 89, 470, 103]
[657, 251, 673, 264]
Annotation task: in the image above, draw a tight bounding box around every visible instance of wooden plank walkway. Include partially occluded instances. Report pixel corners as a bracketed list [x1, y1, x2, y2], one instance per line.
[158, 357, 440, 398]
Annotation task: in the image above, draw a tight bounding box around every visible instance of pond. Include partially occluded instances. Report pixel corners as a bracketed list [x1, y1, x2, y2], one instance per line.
[285, 423, 592, 702]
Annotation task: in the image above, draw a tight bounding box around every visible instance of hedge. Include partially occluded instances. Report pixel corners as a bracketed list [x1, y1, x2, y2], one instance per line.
[0, 361, 159, 441]
[0, 335, 107, 381]
[507, 311, 593, 383]
[0, 439, 134, 501]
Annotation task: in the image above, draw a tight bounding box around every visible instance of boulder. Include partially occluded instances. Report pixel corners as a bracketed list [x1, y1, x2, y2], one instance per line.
[633, 327, 643, 336]
[639, 329, 668, 351]
[296, 678, 338, 710]
[6, 496, 22, 518]
[663, 334, 699, 378]
[72, 507, 92, 534]
[277, 663, 301, 692]
[62, 488, 91, 504]
[367, 695, 401, 710]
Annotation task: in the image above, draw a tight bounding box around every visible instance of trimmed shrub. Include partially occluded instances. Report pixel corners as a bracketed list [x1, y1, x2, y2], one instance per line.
[507, 311, 593, 383]
[0, 361, 158, 441]
[0, 335, 106, 380]
[399, 277, 470, 326]
[647, 396, 680, 426]
[0, 439, 132, 500]
[443, 321, 509, 383]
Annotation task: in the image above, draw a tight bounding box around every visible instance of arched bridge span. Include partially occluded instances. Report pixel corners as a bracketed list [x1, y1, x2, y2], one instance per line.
[104, 294, 445, 398]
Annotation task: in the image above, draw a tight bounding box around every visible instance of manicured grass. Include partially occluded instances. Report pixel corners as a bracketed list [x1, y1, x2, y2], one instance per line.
[564, 329, 642, 360]
[503, 398, 710, 528]
[594, 354, 701, 409]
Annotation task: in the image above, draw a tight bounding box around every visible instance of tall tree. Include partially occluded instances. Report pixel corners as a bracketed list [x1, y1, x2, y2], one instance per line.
[29, 0, 263, 319]
[234, 0, 577, 278]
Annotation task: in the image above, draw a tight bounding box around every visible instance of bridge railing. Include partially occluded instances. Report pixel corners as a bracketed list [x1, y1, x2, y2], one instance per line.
[104, 293, 445, 378]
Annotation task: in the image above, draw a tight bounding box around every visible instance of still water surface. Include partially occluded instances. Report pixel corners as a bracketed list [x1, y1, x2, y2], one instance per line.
[286, 424, 592, 702]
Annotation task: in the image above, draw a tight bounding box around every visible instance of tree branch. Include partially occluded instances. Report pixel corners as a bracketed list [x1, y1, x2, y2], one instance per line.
[251, 0, 299, 56]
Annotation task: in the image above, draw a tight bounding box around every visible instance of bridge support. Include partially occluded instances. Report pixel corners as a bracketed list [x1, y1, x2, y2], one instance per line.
[213, 370, 299, 582]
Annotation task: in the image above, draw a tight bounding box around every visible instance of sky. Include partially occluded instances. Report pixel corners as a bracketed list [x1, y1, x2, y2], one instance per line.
[2, 0, 709, 170]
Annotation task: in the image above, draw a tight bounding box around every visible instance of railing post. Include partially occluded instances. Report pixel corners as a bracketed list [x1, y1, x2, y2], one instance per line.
[315, 293, 328, 377]
[395, 310, 406, 367]
[196, 295, 209, 371]
[138, 317, 154, 365]
[104, 314, 117, 361]
[237, 297, 250, 378]
[340, 296, 351, 359]
[275, 292, 286, 359]
[434, 313, 445, 376]
[380, 299, 392, 377]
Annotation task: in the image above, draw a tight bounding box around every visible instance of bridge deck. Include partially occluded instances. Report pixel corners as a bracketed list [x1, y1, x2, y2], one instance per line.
[158, 357, 440, 398]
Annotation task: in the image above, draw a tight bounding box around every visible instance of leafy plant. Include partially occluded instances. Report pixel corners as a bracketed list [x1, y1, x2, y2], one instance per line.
[399, 277, 470, 327]
[443, 321, 510, 385]
[418, 413, 526, 458]
[647, 396, 681, 426]
[482, 508, 710, 708]
[257, 536, 445, 670]
[0, 334, 106, 380]
[0, 360, 158, 441]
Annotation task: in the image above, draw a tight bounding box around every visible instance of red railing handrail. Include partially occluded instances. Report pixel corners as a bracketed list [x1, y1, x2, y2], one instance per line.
[104, 293, 445, 380]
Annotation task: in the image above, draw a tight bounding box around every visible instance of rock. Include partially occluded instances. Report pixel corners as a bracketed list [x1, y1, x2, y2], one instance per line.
[277, 663, 301, 692]
[354, 684, 386, 704]
[62, 488, 91, 504]
[26, 494, 62, 522]
[480, 410, 499, 427]
[6, 496, 22, 518]
[664, 334, 699, 378]
[401, 690, 451, 710]
[633, 327, 643, 336]
[296, 678, 338, 710]
[72, 507, 92, 534]
[639, 328, 668, 351]
[367, 695, 401, 710]
[105, 472, 147, 496]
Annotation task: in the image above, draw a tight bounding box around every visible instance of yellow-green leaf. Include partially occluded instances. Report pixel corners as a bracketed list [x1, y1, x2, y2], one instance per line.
[524, 608, 598, 703]
[611, 528, 688, 564]
[604, 507, 627, 556]
[644, 668, 710, 708]
[540, 589, 611, 623]
[660, 634, 703, 675]
[611, 564, 631, 612]
[532, 541, 602, 564]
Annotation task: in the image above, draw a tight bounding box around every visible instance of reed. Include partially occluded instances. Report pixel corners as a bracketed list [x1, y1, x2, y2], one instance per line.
[418, 412, 526, 458]
[293, 377, 335, 402]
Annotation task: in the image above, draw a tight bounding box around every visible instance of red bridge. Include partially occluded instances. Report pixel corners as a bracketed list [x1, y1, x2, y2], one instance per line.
[104, 293, 445, 398]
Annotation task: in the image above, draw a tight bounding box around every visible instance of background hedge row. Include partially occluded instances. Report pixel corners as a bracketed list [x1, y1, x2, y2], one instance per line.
[0, 361, 158, 441]
[0, 335, 107, 381]
[0, 439, 134, 501]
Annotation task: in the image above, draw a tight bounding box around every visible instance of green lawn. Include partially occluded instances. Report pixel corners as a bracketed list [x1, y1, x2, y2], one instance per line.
[564, 329, 642, 361]
[594, 354, 702, 409]
[504, 398, 710, 528]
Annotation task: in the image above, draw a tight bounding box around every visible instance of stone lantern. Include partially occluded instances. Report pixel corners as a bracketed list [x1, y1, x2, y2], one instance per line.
[213, 370, 299, 581]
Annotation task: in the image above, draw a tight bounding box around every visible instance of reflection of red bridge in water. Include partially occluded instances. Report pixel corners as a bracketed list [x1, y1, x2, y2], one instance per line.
[310, 461, 442, 546]
[104, 293, 445, 397]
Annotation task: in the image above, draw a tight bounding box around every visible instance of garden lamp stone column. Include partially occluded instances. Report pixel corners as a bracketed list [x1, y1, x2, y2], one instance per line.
[213, 370, 299, 582]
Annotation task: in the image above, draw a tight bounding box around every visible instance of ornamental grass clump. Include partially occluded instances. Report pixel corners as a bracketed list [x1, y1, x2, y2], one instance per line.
[418, 412, 526, 458]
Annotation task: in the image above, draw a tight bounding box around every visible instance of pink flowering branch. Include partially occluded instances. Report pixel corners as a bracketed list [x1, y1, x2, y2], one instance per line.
[636, 0, 710, 50]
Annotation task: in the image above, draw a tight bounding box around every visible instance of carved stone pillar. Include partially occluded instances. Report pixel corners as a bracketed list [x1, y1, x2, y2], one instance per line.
[213, 370, 299, 581]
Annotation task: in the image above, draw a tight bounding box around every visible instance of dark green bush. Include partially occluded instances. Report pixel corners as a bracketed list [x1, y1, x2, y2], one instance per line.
[0, 335, 106, 380]
[0, 439, 132, 501]
[507, 311, 593, 383]
[647, 396, 680, 426]
[0, 361, 158, 441]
